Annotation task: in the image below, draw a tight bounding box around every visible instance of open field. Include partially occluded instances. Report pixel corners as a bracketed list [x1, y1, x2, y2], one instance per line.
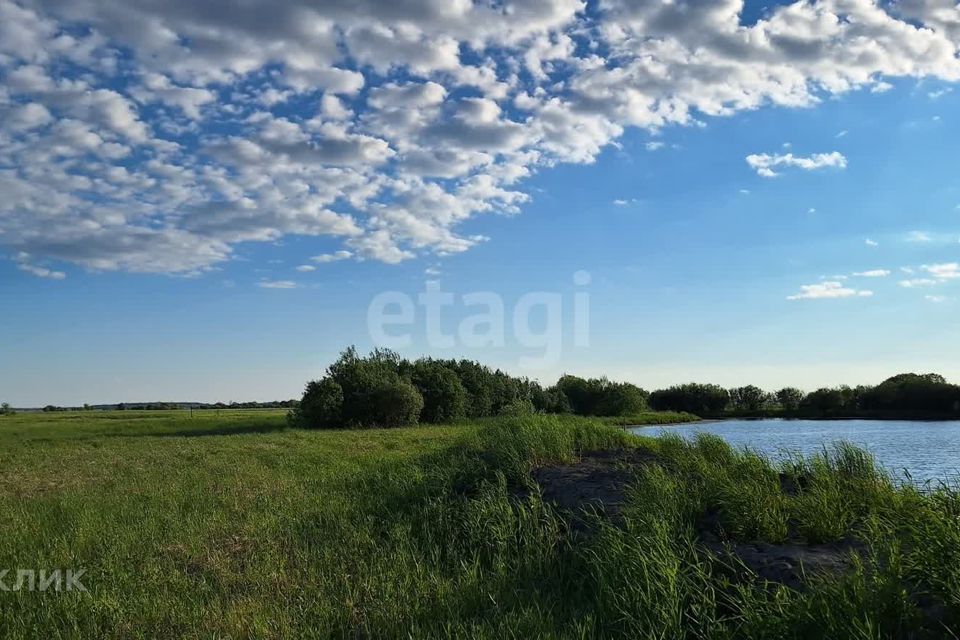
[0, 410, 957, 638]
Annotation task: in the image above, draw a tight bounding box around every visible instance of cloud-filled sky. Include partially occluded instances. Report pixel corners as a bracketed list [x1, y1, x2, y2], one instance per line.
[3, 0, 960, 404]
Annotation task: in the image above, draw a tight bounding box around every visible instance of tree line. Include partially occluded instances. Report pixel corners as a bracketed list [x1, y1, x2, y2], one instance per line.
[290, 348, 960, 429]
[648, 373, 960, 418]
[6, 359, 955, 426]
[0, 400, 301, 413]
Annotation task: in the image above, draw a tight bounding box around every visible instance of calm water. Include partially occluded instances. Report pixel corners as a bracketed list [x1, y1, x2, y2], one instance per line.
[630, 419, 960, 485]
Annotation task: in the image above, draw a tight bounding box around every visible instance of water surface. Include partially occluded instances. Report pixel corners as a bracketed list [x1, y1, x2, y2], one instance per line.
[631, 419, 960, 485]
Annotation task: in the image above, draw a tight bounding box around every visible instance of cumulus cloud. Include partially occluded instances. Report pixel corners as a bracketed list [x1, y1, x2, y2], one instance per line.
[787, 281, 874, 300]
[852, 269, 891, 277]
[745, 151, 847, 178]
[2, 0, 960, 275]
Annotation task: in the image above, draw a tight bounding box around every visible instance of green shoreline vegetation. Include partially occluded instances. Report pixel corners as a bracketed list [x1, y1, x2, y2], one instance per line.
[0, 410, 957, 637]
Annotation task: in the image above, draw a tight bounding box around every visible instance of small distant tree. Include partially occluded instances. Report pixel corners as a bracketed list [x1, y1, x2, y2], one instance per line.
[729, 385, 769, 412]
[0, 402, 14, 416]
[649, 383, 729, 416]
[532, 386, 572, 414]
[800, 388, 845, 416]
[596, 382, 648, 416]
[775, 388, 804, 411]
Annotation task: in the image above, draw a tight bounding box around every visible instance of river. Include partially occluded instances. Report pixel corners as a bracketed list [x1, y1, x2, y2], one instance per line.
[631, 419, 960, 485]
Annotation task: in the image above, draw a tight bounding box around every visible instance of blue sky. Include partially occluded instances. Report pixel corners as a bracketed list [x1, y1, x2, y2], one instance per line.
[2, 0, 960, 405]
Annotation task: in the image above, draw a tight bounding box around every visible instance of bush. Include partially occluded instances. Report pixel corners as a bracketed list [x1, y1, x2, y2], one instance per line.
[290, 378, 343, 429]
[363, 378, 424, 428]
[409, 360, 469, 423]
[293, 348, 424, 429]
[552, 375, 648, 416]
[596, 382, 648, 416]
[648, 383, 729, 416]
[498, 398, 535, 417]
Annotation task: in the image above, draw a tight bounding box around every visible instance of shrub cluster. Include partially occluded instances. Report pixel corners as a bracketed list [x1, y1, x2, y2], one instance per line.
[290, 348, 651, 429]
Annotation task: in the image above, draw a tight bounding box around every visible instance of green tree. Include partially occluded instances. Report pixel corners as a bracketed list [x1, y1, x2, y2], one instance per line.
[409, 360, 468, 423]
[290, 378, 344, 429]
[0, 402, 13, 416]
[648, 383, 729, 416]
[362, 378, 424, 428]
[775, 387, 804, 411]
[729, 385, 769, 412]
[800, 388, 845, 416]
[596, 382, 648, 416]
[294, 347, 424, 429]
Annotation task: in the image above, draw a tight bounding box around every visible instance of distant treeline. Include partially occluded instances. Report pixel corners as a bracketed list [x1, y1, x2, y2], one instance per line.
[28, 400, 300, 413]
[649, 373, 960, 419]
[290, 347, 650, 429]
[8, 363, 956, 426]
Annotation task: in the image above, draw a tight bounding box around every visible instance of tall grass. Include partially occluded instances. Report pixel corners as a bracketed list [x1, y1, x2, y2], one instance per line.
[0, 411, 956, 637]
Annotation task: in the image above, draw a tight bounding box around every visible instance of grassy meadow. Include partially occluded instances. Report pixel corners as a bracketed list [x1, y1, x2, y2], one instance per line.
[0, 410, 957, 638]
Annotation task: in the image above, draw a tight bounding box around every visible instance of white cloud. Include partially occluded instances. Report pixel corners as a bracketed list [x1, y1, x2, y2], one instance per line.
[926, 295, 947, 303]
[3, 0, 960, 275]
[865, 238, 879, 247]
[852, 269, 890, 277]
[311, 250, 353, 264]
[787, 281, 873, 300]
[13, 252, 65, 279]
[613, 199, 629, 206]
[645, 141, 665, 151]
[922, 263, 960, 279]
[295, 264, 316, 272]
[746, 152, 847, 178]
[900, 278, 939, 288]
[258, 279, 297, 289]
[907, 231, 933, 243]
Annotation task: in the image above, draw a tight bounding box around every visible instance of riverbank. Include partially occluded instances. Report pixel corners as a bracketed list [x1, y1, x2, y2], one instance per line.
[0, 412, 955, 637]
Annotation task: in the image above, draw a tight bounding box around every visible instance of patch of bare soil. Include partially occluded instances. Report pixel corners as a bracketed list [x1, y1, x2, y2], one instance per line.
[705, 538, 865, 590]
[530, 449, 658, 525]
[531, 449, 863, 590]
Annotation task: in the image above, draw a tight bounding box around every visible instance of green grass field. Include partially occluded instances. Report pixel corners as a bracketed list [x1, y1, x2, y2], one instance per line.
[0, 410, 957, 638]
